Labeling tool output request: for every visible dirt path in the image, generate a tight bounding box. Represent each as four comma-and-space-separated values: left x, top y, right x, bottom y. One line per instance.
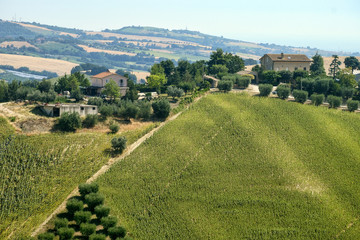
30, 94, 207, 237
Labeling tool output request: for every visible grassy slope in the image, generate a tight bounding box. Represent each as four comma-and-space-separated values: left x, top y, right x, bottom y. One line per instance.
0, 118, 157, 239
96, 94, 360, 239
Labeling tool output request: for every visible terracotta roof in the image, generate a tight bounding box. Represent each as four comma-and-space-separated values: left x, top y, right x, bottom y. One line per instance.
261, 54, 312, 62
92, 71, 117, 78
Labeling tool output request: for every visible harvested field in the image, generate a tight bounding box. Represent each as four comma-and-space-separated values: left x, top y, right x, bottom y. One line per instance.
323, 56, 360, 74
132, 71, 150, 81
0, 53, 77, 75
78, 44, 137, 56
0, 41, 38, 49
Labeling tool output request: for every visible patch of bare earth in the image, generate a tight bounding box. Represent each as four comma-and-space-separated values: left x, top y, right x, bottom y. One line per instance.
78, 44, 137, 56
0, 41, 38, 49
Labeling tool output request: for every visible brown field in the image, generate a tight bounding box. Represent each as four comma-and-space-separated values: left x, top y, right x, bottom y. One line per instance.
236, 52, 261, 60
323, 56, 360, 74
132, 71, 150, 81
227, 41, 270, 49
13, 22, 79, 38
0, 53, 77, 75
78, 44, 137, 56
0, 41, 38, 49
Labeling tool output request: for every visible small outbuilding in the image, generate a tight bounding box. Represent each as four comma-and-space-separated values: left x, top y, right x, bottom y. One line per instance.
41, 104, 98, 117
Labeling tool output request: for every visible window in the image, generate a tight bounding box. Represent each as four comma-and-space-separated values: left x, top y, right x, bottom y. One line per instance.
295, 67, 298, 70
93, 107, 96, 110
304, 67, 307, 71
120, 79, 123, 86
106, 79, 108, 83
81, 107, 84, 111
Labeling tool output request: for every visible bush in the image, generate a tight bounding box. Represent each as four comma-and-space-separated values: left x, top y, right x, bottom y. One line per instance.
57, 227, 75, 240
341, 87, 355, 101
89, 234, 106, 240
310, 94, 325, 106
108, 226, 127, 240
80, 223, 96, 237
123, 104, 139, 120
327, 95, 341, 108
152, 98, 171, 119
85, 193, 105, 211
83, 114, 98, 128
109, 123, 120, 134
101, 216, 118, 231
78, 183, 99, 198
56, 112, 82, 132
136, 101, 152, 120
111, 136, 127, 153
37, 232, 55, 240
276, 85, 290, 99
236, 77, 251, 89
313, 79, 329, 95
258, 84, 272, 97
217, 80, 233, 92
347, 100, 359, 112
54, 218, 68, 231
99, 104, 114, 118
94, 205, 110, 219
222, 75, 237, 83
293, 90, 308, 104
88, 97, 103, 107
74, 211, 92, 225
167, 86, 184, 99
66, 199, 83, 216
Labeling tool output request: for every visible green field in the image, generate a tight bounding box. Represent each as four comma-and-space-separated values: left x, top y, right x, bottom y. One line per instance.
96, 93, 360, 239
0, 119, 157, 239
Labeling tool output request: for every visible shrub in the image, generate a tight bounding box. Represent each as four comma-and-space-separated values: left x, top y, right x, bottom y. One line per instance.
54, 218, 68, 231
108, 226, 127, 240
222, 75, 237, 83
109, 123, 120, 134
83, 114, 98, 128
258, 84, 272, 97
167, 86, 184, 99
56, 112, 82, 132
66, 199, 83, 216
57, 227, 75, 240
99, 104, 114, 118
136, 101, 152, 120
217, 80, 233, 92
37, 232, 55, 240
341, 87, 355, 101
152, 98, 171, 119
80, 223, 96, 237
88, 97, 103, 107
347, 100, 359, 112
327, 95, 341, 108
313, 79, 329, 95
101, 216, 118, 231
236, 77, 251, 89
78, 183, 99, 198
276, 85, 290, 99
85, 193, 105, 211
311, 94, 325, 106
123, 104, 139, 120
95, 205, 110, 219
74, 211, 92, 225
293, 90, 308, 104
89, 234, 106, 240
111, 136, 127, 153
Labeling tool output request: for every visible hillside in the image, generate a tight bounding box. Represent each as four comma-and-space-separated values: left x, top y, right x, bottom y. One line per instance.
95, 93, 360, 239
1, 19, 358, 82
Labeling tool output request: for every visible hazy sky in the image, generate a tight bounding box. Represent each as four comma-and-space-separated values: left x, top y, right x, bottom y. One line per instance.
1, 0, 359, 52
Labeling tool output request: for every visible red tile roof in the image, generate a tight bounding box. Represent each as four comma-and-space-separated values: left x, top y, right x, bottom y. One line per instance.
92, 71, 117, 78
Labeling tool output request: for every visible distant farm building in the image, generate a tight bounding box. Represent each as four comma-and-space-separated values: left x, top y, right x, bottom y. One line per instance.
41, 104, 98, 117
88, 70, 128, 96
260, 53, 312, 71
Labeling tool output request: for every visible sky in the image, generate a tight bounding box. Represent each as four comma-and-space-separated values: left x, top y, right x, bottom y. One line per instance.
1, 0, 359, 53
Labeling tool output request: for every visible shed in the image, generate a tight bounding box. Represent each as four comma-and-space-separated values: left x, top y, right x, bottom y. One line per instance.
41, 104, 98, 117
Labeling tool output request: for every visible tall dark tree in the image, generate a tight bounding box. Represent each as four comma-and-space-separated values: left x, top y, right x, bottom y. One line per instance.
344, 56, 360, 74
329, 55, 341, 79
160, 59, 175, 78
310, 53, 326, 76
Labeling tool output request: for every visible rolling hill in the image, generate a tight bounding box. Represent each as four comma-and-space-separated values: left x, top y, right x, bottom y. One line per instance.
95, 93, 360, 239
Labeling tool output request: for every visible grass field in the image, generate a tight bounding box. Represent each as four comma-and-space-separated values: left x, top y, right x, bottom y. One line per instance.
0, 118, 157, 239
96, 93, 360, 239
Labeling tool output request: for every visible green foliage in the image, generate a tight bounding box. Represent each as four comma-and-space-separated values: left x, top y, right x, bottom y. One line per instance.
236, 76, 251, 89
0, 80, 9, 102
124, 80, 138, 101
94, 205, 110, 219
108, 226, 127, 240
136, 101, 152, 120
222, 75, 236, 83
327, 95, 341, 108
89, 234, 106, 240
208, 49, 244, 74
167, 86, 184, 99
103, 80, 120, 100
37, 232, 55, 240
276, 85, 290, 99
38, 79, 52, 93
293, 69, 309, 79
347, 100, 359, 112
338, 68, 357, 87
217, 80, 233, 92
329, 55, 341, 79
100, 216, 118, 231
78, 183, 99, 198
85, 193, 105, 211
313, 79, 329, 95
80, 223, 96, 237
83, 115, 98, 128
310, 53, 326, 76
178, 81, 196, 93
111, 136, 127, 153
293, 90, 308, 104
70, 88, 83, 102
341, 87, 355, 101
344, 56, 360, 73
260, 70, 280, 85
54, 218, 69, 231
57, 227, 74, 240
74, 211, 92, 225
310, 94, 325, 106
88, 97, 104, 107
66, 199, 83, 216
152, 98, 171, 119
258, 84, 272, 96
109, 123, 120, 134
278, 70, 293, 83
209, 64, 228, 79
56, 112, 82, 132
99, 104, 115, 118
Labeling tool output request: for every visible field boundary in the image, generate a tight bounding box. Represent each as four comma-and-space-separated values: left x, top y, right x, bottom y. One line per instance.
30, 93, 207, 237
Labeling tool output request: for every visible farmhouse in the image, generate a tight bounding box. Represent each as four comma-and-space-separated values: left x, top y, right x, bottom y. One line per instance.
41, 104, 98, 117
88, 70, 129, 96
260, 53, 312, 72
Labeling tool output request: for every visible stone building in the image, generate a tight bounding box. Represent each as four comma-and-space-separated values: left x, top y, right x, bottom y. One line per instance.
260, 53, 312, 72
88, 70, 128, 96
41, 104, 98, 117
